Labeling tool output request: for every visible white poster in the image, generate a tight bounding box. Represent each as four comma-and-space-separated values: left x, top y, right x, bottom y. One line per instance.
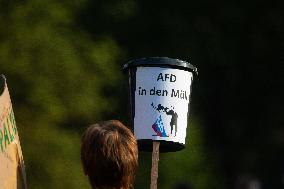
134, 67, 193, 144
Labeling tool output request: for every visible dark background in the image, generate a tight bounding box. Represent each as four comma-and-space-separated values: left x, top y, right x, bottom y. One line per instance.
0, 0, 283, 188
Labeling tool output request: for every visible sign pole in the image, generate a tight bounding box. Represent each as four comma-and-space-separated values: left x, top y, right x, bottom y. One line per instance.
150, 141, 160, 189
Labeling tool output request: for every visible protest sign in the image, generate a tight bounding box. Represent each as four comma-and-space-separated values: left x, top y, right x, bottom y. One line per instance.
0, 75, 27, 189
134, 67, 193, 144
124, 57, 198, 152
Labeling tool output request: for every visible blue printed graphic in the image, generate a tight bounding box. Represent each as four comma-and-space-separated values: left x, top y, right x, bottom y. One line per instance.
151, 102, 179, 137
152, 115, 168, 137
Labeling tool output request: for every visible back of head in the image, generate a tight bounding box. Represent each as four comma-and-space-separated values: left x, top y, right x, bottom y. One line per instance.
81, 120, 138, 189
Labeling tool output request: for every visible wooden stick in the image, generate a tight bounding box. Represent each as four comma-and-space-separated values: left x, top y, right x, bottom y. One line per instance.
150, 141, 160, 189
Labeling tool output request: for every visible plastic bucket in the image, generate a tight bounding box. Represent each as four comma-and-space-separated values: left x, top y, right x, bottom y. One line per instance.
123, 57, 198, 152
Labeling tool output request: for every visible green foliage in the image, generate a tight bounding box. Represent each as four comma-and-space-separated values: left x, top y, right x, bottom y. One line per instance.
21, 124, 89, 189
0, 0, 124, 188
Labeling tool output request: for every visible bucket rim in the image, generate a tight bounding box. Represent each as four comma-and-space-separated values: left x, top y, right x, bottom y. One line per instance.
123, 57, 198, 75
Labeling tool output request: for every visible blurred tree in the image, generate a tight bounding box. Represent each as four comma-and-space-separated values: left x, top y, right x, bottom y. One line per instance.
0, 0, 125, 188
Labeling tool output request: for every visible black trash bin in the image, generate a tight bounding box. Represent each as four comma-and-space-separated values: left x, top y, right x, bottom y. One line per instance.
123, 57, 198, 152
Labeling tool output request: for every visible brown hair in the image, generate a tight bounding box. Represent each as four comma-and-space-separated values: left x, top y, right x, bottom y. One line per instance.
81, 120, 138, 189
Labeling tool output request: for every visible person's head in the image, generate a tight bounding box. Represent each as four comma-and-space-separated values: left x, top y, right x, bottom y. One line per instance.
81, 120, 138, 189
